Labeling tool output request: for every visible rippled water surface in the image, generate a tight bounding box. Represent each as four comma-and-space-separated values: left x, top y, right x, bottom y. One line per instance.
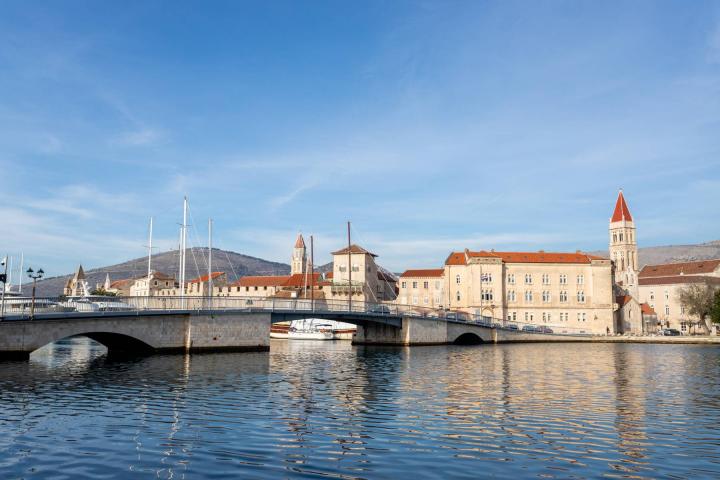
1, 339, 720, 479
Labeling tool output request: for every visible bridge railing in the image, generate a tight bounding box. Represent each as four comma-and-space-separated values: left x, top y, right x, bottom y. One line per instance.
0, 295, 597, 336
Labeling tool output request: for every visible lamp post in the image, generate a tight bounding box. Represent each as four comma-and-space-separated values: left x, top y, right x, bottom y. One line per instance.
27, 267, 44, 320
0, 256, 7, 319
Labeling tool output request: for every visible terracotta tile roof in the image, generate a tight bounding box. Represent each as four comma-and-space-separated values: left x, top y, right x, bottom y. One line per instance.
616, 295, 633, 307
188, 271, 225, 283
235, 275, 290, 287
445, 252, 467, 265
283, 272, 322, 288
150, 271, 175, 281
640, 303, 657, 315
611, 190, 633, 222
325, 271, 333, 280
466, 250, 600, 264
638, 275, 720, 286
109, 279, 134, 289
294, 234, 305, 248
400, 269, 445, 278
639, 259, 720, 278
331, 244, 378, 257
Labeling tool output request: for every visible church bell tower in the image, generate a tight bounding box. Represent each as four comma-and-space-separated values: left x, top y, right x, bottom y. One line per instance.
291, 234, 307, 275
609, 189, 638, 295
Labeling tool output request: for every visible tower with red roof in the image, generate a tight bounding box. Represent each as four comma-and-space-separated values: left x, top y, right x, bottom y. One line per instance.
291, 233, 307, 275
609, 189, 638, 294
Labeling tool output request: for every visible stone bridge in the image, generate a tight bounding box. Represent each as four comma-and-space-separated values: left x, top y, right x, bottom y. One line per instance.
0, 307, 592, 360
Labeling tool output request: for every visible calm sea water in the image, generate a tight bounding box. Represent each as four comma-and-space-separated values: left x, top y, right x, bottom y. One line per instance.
1, 338, 719, 479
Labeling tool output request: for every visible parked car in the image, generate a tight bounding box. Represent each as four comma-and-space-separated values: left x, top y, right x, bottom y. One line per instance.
662, 328, 681, 336
537, 326, 554, 334
504, 323, 519, 331
521, 325, 538, 333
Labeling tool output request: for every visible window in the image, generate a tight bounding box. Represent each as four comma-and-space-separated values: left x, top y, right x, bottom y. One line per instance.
665, 305, 670, 315
542, 312, 547, 323
434, 296, 441, 304
481, 273, 492, 283
525, 274, 533, 284
613, 233, 617, 243
577, 274, 584, 285
664, 290, 669, 300
559, 291, 568, 303
508, 273, 515, 285
582, 313, 586, 322
525, 290, 533, 302
577, 291, 585, 303
352, 264, 360, 272
542, 291, 550, 303
423, 281, 429, 289
412, 281, 418, 289
547, 312, 552, 322
508, 290, 516, 302
577, 312, 581, 322
339, 265, 347, 272
423, 296, 429, 305
481, 290, 493, 301
511, 312, 517, 321
542, 273, 550, 285
400, 296, 407, 304
559, 274, 567, 285
619, 233, 624, 242
650, 291, 655, 301
456, 275, 461, 284
525, 312, 529, 322
456, 291, 461, 301
412, 296, 418, 305
401, 281, 407, 289
681, 306, 686, 315
435, 281, 441, 290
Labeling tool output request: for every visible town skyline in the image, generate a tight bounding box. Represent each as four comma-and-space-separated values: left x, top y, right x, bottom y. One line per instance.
2, 1, 719, 274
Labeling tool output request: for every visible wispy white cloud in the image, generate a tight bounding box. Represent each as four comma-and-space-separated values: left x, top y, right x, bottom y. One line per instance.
111, 128, 164, 147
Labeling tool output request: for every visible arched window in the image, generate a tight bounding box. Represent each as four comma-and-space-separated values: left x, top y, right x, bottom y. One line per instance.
455, 274, 461, 284
456, 291, 461, 301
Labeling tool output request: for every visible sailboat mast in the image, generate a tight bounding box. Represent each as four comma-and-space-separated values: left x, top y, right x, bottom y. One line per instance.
18, 252, 23, 294
347, 221, 351, 312
147, 217, 153, 277
310, 235, 314, 312
180, 196, 187, 307
208, 218, 213, 298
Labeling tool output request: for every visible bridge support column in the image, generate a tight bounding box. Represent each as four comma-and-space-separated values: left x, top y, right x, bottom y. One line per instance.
353, 316, 448, 346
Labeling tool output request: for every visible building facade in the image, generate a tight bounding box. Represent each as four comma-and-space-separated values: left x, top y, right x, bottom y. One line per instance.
398, 269, 445, 310
329, 244, 397, 303
129, 271, 177, 297
400, 250, 614, 334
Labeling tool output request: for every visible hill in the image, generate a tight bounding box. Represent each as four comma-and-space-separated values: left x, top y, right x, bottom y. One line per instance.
32, 248, 290, 297
590, 240, 720, 267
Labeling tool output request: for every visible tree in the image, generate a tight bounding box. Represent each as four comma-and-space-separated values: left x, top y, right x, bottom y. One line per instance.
711, 289, 720, 325
90, 287, 116, 297
677, 284, 717, 334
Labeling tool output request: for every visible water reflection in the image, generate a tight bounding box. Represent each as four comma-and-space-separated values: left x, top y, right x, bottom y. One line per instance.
0, 338, 719, 478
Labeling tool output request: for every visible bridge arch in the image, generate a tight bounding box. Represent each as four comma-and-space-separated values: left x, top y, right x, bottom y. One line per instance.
33, 332, 156, 357
453, 332, 484, 345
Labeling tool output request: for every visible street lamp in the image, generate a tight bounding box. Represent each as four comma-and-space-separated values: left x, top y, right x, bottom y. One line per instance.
27, 267, 44, 320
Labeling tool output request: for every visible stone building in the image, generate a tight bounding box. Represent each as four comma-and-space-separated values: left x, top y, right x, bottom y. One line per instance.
399, 250, 614, 334
291, 234, 307, 275
328, 244, 397, 303
609, 190, 639, 297
129, 271, 177, 297
63, 265, 89, 297
397, 269, 445, 309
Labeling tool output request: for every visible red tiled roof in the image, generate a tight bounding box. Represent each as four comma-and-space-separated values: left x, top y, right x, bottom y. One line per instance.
284, 272, 322, 288
401, 269, 445, 278
235, 275, 290, 287
331, 244, 377, 257
110, 279, 133, 289
638, 275, 720, 286
188, 271, 225, 283
325, 271, 333, 279
294, 234, 305, 248
467, 250, 600, 264
150, 271, 175, 281
611, 190, 633, 222
640, 303, 656, 315
445, 252, 467, 265
639, 259, 720, 278
616, 295, 633, 307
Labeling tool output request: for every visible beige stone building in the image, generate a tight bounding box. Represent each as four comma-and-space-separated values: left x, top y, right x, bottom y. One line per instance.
63, 265, 89, 297
398, 269, 445, 310
637, 260, 720, 333
399, 250, 614, 334
129, 271, 176, 297
328, 244, 397, 304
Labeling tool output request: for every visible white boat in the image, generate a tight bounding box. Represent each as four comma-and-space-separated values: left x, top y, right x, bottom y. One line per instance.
285, 319, 334, 340
2, 297, 73, 315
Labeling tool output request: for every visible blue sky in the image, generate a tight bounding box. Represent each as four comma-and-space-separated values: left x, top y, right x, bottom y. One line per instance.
1, 0, 719, 276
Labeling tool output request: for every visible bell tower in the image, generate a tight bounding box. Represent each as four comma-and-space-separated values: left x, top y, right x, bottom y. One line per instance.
291, 234, 307, 275
609, 189, 638, 294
